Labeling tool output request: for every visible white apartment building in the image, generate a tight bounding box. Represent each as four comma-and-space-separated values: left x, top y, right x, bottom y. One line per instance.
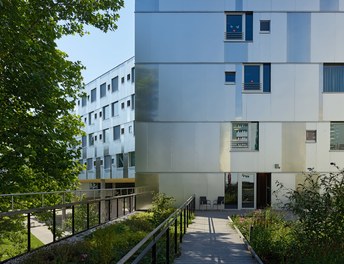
135, 1, 344, 209
75, 57, 135, 190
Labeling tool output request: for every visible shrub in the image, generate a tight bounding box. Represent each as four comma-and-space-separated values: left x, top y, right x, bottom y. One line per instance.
149, 193, 176, 226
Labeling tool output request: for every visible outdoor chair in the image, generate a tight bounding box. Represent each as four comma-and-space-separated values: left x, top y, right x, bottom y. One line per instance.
213, 196, 224, 209
199, 196, 211, 210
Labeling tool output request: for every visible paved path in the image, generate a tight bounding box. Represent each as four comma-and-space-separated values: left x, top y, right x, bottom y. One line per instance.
174, 211, 257, 264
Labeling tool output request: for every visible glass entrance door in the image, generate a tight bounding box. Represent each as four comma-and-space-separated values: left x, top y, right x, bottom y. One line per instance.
225, 173, 256, 209
241, 173, 255, 208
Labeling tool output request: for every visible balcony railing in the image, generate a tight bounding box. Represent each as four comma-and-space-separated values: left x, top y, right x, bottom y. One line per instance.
243, 82, 261, 91
225, 31, 243, 40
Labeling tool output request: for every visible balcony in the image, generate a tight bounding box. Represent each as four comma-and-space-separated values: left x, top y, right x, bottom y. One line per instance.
225, 32, 243, 40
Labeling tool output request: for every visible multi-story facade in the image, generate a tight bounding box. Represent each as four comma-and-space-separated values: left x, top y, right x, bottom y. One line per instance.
75, 57, 136, 190
135, 1, 344, 209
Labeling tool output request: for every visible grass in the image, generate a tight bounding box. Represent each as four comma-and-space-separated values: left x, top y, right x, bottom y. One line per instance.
30, 233, 44, 249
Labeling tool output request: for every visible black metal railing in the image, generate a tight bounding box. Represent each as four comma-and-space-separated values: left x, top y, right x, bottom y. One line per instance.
225, 31, 243, 40
118, 195, 196, 264
243, 82, 261, 91
0, 191, 144, 263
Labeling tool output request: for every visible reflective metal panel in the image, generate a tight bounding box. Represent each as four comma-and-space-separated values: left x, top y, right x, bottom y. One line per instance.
320, 0, 339, 11
287, 13, 310, 62
135, 65, 159, 122
282, 123, 306, 171
135, 173, 159, 210
159, 173, 224, 207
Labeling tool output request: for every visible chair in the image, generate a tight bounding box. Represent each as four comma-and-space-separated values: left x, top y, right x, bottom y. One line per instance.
199, 196, 211, 210
213, 196, 224, 209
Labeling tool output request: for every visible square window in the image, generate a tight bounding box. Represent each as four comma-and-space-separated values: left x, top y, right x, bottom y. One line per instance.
100, 82, 106, 98
99, 112, 102, 118
330, 122, 344, 150
77, 100, 80, 106
121, 128, 124, 134
306, 130, 317, 142
324, 64, 344, 92
112, 76, 118, 92
260, 20, 270, 33
99, 134, 102, 140
231, 122, 259, 151
108, 84, 111, 90
225, 72, 236, 83
94, 135, 97, 141
121, 77, 125, 83
84, 117, 87, 123
225, 12, 253, 41
127, 100, 131, 107
127, 74, 130, 81
91, 88, 97, 102
121, 102, 125, 109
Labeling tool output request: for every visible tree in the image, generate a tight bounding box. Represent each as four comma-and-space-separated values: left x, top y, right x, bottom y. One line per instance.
0, 0, 124, 210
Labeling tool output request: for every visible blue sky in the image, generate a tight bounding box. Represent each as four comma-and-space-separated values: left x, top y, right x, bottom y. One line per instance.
57, 1, 134, 84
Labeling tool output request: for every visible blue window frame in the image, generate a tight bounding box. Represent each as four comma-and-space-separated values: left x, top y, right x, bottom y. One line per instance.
226, 15, 242, 40
225, 72, 236, 83
324, 64, 344, 92
260, 20, 270, 32
243, 64, 271, 92
225, 12, 253, 41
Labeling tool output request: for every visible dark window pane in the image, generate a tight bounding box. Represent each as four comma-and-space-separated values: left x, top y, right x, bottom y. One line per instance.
260, 20, 270, 32
113, 126, 120, 140
225, 72, 236, 83
244, 65, 260, 90
263, 64, 271, 92
112, 76, 118, 92
131, 67, 135, 83
100, 82, 106, 98
82, 96, 87, 107
91, 88, 96, 102
226, 15, 243, 40
324, 64, 344, 92
245, 12, 253, 41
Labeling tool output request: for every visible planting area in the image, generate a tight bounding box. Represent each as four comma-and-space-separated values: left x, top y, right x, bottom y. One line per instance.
231, 170, 344, 264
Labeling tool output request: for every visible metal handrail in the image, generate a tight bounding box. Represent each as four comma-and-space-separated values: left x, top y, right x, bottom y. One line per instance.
118, 194, 196, 264
0, 190, 150, 263
225, 31, 243, 40
243, 82, 261, 90
0, 187, 149, 212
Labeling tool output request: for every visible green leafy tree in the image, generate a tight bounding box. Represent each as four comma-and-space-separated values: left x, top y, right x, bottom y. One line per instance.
0, 0, 124, 211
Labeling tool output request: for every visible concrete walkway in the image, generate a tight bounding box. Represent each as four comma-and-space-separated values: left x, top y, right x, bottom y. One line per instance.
174, 211, 257, 264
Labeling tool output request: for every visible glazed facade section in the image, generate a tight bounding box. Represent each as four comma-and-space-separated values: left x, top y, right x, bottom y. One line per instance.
75, 57, 135, 189
135, 0, 344, 208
